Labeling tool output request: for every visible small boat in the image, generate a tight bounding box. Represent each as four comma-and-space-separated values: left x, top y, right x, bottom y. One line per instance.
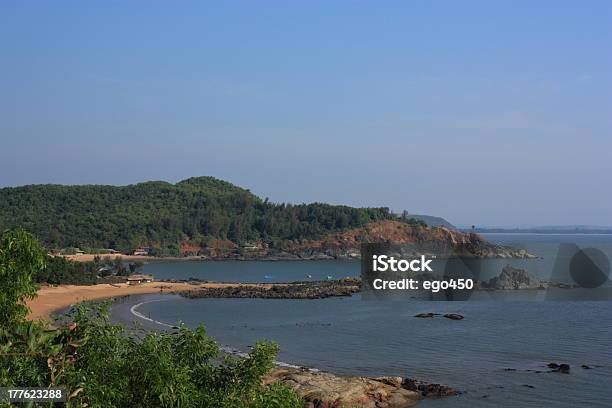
306, 274, 312, 279
326, 275, 333, 280
263, 275, 273, 280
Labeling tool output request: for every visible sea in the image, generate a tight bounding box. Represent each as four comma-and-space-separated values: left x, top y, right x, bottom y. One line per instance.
110, 234, 612, 407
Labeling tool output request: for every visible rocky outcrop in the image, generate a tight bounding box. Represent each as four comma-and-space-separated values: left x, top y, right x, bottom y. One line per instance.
265, 368, 459, 407
179, 278, 360, 300
482, 265, 543, 290
265, 368, 421, 407
190, 221, 536, 260
286, 221, 536, 260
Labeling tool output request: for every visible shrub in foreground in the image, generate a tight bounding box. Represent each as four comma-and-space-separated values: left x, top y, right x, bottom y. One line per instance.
0, 229, 302, 407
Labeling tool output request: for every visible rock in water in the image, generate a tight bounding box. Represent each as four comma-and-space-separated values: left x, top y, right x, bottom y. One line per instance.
414, 313, 437, 318
484, 265, 542, 290
443, 313, 464, 320
556, 364, 570, 374
547, 363, 570, 373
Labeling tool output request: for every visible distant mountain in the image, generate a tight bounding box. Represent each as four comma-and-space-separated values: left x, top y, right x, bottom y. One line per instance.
461, 225, 612, 234
403, 214, 456, 229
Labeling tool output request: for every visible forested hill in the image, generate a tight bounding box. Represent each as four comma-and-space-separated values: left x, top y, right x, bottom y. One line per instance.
0, 176, 396, 252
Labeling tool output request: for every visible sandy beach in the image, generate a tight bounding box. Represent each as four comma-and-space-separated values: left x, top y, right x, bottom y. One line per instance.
27, 281, 274, 322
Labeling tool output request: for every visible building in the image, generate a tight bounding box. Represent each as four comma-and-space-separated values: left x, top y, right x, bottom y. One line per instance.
241, 242, 259, 251
125, 274, 154, 285
132, 247, 152, 256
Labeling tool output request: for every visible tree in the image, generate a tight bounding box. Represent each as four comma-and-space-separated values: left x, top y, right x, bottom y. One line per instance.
0, 229, 45, 326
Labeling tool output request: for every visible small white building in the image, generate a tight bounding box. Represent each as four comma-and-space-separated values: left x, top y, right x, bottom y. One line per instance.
132, 247, 153, 256
125, 274, 154, 285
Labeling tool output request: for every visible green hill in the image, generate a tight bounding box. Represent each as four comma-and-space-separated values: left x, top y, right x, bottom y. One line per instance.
0, 177, 393, 253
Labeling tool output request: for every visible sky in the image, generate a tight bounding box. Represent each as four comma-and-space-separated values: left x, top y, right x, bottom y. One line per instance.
1, 1, 611, 227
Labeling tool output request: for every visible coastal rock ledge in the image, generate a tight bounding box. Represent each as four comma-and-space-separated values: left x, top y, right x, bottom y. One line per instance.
265, 367, 459, 407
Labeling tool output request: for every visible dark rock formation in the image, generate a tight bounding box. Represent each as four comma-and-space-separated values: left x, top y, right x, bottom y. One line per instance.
509, 363, 574, 375
483, 265, 543, 290
414, 313, 439, 318
443, 313, 464, 320
553, 364, 570, 374
400, 378, 461, 397
414, 313, 464, 320
179, 278, 360, 300
547, 363, 570, 373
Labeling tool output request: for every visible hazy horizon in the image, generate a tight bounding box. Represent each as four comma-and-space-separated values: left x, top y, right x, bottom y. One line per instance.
1, 2, 611, 226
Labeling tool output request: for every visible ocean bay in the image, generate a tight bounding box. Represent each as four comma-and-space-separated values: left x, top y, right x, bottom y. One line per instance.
110, 234, 612, 407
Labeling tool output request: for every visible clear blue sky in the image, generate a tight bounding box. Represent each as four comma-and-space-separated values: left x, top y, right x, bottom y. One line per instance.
1, 1, 611, 226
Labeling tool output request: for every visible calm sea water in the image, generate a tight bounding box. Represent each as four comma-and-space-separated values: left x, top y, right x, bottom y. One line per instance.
111, 234, 612, 407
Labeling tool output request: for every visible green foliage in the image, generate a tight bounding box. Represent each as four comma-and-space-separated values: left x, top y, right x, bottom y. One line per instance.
0, 177, 393, 251
0, 229, 45, 326
2, 304, 300, 407
36, 256, 97, 285
37, 255, 142, 285
0, 230, 302, 407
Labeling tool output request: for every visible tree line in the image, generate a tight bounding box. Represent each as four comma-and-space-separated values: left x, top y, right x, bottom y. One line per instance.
38, 256, 144, 285
0, 176, 403, 253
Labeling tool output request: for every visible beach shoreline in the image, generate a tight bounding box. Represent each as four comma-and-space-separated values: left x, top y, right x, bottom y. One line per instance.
26, 281, 276, 322
27, 282, 456, 407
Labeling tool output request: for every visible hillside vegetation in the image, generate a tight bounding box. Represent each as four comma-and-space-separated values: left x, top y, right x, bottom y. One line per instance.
0, 177, 397, 253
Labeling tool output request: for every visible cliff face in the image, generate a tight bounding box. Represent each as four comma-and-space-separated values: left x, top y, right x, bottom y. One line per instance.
193, 220, 534, 260
284, 220, 533, 259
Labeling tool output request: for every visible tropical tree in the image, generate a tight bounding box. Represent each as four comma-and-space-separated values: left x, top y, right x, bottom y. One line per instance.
0, 229, 45, 326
